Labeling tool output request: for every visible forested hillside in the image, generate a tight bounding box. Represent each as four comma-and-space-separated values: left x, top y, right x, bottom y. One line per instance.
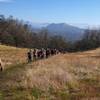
0, 15, 68, 50
0, 15, 100, 52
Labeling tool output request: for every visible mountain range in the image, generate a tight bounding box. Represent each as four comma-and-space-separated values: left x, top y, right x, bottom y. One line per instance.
32, 23, 85, 41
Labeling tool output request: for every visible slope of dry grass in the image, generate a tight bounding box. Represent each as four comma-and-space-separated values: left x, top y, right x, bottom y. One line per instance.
0, 45, 28, 69
0, 45, 100, 100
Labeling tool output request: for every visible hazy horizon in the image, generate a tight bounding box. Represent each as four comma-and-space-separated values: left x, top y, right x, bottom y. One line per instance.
0, 0, 100, 28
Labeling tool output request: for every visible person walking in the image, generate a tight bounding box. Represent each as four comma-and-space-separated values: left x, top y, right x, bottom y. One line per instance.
0, 58, 3, 71
27, 49, 33, 63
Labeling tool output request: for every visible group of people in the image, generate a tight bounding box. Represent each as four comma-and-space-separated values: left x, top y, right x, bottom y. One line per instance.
27, 48, 59, 62
0, 48, 60, 72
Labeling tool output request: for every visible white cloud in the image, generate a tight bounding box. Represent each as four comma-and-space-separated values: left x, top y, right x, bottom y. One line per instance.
0, 0, 13, 3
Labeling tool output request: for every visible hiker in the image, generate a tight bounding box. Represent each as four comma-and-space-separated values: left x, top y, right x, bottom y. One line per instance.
40, 49, 43, 59
42, 48, 46, 58
36, 48, 44, 59
56, 49, 59, 54
46, 48, 51, 58
35, 49, 39, 59
27, 49, 33, 62
0, 58, 4, 71
33, 49, 37, 60
37, 49, 42, 59
51, 49, 55, 55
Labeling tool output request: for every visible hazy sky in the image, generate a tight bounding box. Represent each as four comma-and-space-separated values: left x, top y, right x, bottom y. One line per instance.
0, 0, 100, 27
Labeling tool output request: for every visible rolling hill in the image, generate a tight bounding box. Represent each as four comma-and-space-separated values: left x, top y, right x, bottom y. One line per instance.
0, 45, 100, 100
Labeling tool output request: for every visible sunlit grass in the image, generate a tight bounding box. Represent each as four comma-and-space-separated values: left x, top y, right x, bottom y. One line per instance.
0, 44, 100, 99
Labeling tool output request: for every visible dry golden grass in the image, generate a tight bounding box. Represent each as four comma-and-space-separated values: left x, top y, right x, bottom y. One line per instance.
0, 45, 28, 69
0, 44, 100, 100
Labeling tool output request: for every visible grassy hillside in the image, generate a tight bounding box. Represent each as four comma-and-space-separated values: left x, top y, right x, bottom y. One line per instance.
0, 45, 28, 69
0, 45, 100, 100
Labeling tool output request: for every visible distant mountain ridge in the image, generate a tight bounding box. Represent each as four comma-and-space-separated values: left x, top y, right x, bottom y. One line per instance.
31, 23, 85, 41
46, 23, 84, 41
